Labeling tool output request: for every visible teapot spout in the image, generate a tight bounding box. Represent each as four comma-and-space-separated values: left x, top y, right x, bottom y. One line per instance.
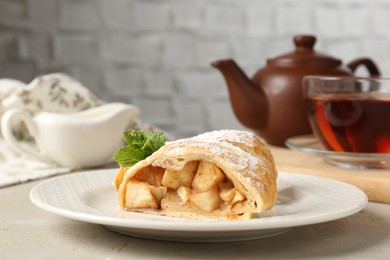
211, 59, 268, 130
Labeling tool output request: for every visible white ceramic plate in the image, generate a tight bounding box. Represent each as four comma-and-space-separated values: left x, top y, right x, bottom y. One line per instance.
30, 169, 367, 242
286, 135, 390, 169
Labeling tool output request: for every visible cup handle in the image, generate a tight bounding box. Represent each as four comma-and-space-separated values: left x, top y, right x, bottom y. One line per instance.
346, 58, 381, 76
1, 109, 53, 163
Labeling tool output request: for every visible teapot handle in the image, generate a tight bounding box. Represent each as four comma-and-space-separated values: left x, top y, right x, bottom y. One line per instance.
1, 109, 53, 164
346, 58, 381, 76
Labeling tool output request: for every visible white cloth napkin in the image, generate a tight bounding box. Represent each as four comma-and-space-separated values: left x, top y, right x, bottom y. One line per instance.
0, 138, 72, 187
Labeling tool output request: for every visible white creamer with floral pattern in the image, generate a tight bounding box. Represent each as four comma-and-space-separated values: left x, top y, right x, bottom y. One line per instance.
1, 73, 101, 114
1, 103, 140, 169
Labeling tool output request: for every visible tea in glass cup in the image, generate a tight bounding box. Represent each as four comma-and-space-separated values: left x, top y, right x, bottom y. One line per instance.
304, 76, 390, 154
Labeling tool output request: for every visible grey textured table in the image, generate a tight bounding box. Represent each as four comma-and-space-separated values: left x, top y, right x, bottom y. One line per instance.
1, 177, 390, 259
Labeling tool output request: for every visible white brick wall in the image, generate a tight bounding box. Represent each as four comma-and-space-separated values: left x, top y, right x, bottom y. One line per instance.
1, 0, 390, 139
0, 32, 16, 61
372, 4, 390, 34
204, 4, 244, 32
133, 2, 171, 30
163, 34, 195, 69
276, 1, 314, 34
55, 34, 98, 64
172, 1, 202, 29
59, 0, 100, 31
98, 0, 132, 30
246, 2, 274, 36
143, 70, 174, 97
105, 65, 142, 96
343, 4, 370, 35
315, 3, 343, 37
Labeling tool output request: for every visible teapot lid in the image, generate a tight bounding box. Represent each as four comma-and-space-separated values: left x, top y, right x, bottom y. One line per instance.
267, 35, 342, 66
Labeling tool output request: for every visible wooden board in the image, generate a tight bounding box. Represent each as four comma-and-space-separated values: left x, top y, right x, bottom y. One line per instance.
269, 146, 390, 204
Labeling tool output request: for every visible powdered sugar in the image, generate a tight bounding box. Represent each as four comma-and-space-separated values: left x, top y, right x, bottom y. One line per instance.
192, 129, 258, 148
163, 130, 274, 193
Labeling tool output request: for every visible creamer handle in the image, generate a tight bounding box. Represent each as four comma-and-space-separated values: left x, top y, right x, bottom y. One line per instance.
347, 58, 381, 76
1, 109, 52, 163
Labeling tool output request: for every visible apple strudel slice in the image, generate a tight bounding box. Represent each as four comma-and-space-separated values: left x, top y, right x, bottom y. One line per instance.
114, 130, 277, 220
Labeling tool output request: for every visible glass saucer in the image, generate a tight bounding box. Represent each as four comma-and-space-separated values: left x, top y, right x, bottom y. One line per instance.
285, 135, 390, 170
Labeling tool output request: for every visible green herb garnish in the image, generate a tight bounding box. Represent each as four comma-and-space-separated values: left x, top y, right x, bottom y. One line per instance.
114, 130, 165, 167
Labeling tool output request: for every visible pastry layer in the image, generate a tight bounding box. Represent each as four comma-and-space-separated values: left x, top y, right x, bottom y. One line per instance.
115, 130, 277, 220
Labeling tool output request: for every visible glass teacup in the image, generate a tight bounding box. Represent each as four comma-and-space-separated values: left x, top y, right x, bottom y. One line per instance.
304, 76, 390, 154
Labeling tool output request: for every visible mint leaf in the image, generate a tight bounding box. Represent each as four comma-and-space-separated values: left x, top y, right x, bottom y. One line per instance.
142, 131, 165, 156
123, 130, 146, 148
114, 130, 165, 167
114, 146, 146, 167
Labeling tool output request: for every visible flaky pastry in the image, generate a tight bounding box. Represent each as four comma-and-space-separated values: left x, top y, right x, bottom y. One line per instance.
114, 130, 277, 220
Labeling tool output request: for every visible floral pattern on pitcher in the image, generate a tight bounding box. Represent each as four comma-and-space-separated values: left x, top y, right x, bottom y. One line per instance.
0, 73, 103, 140
1, 73, 102, 115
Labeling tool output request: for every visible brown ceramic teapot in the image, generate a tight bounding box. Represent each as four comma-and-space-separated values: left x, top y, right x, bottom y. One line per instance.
211, 35, 380, 147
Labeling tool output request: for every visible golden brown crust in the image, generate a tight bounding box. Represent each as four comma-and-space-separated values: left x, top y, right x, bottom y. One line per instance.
115, 130, 277, 220
114, 167, 126, 189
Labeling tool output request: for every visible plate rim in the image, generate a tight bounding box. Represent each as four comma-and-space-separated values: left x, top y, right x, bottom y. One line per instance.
29, 169, 368, 232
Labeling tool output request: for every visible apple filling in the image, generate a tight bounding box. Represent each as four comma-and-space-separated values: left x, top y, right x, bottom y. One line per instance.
124, 161, 249, 218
